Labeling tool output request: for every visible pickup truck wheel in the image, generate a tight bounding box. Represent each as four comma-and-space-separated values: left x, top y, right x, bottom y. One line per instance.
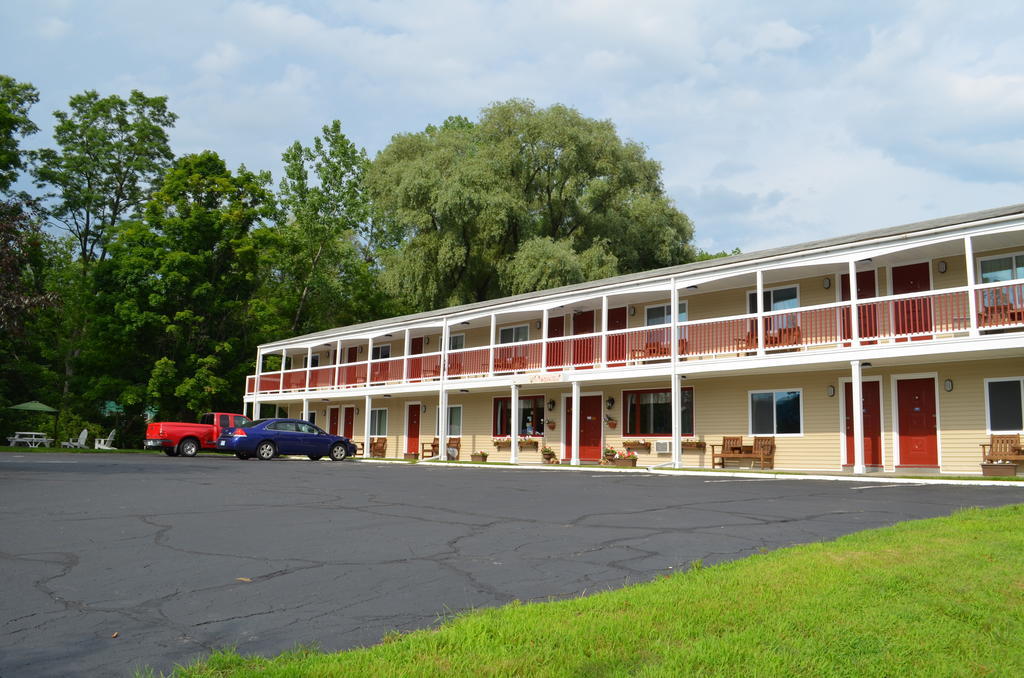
164, 449, 179, 457
256, 441, 276, 461
307, 454, 323, 461
329, 443, 347, 461
178, 438, 200, 458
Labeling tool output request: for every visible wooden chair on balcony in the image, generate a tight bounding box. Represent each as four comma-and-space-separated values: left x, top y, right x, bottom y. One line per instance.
421, 437, 440, 458
980, 434, 1024, 463
369, 437, 387, 458
445, 437, 461, 460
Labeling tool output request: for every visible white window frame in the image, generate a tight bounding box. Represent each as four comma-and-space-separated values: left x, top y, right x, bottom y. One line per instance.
984, 377, 1024, 433
369, 408, 388, 436
448, 333, 465, 350
747, 285, 800, 313
644, 301, 688, 326
499, 324, 529, 344
434, 404, 463, 436
371, 343, 392, 360
308, 354, 320, 368
748, 388, 804, 436
977, 251, 1024, 283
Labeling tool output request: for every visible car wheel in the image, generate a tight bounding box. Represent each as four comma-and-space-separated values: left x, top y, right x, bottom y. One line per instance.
234, 450, 249, 460
164, 449, 179, 457
178, 438, 199, 458
256, 441, 276, 461
329, 443, 347, 461
308, 454, 323, 461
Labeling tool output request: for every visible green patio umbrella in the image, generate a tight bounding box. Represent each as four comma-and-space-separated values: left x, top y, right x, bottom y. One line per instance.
8, 401, 59, 444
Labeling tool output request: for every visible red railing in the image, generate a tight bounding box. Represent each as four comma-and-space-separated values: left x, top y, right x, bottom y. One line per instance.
281, 369, 307, 390
606, 326, 671, 364
245, 375, 256, 395
308, 366, 335, 389
339, 363, 367, 387
493, 341, 542, 372
546, 335, 601, 369
680, 316, 755, 357
977, 282, 1024, 329
370, 357, 404, 383
764, 305, 840, 349
258, 373, 282, 392
407, 352, 443, 381
447, 347, 490, 377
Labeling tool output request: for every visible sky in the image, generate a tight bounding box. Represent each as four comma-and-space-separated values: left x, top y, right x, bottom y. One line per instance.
2, 0, 1023, 253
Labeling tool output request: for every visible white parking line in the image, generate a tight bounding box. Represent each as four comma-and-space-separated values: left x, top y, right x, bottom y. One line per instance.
704, 478, 776, 483
849, 483, 926, 489
0, 459, 77, 464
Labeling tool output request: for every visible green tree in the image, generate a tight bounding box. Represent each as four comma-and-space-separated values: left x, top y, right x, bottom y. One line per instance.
259, 120, 392, 336
367, 99, 695, 309
32, 89, 177, 266
91, 151, 274, 423
0, 75, 39, 195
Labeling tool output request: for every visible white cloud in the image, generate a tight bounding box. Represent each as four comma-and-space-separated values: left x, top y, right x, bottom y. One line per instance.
195, 42, 244, 75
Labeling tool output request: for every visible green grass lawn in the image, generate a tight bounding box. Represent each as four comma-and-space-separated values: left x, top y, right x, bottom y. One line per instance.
157, 503, 1024, 678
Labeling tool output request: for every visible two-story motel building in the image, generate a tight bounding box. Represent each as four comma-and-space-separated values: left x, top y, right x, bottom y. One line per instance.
243, 204, 1024, 474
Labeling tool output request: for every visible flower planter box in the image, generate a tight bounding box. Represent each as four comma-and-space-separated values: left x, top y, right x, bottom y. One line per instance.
680, 441, 706, 451
471, 453, 488, 463
622, 441, 651, 450
403, 453, 419, 461
542, 453, 559, 465
613, 458, 638, 468
981, 462, 1017, 477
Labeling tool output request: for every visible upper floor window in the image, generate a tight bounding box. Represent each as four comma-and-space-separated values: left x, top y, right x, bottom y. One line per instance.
448, 333, 465, 350
979, 253, 1024, 283
748, 286, 799, 313
645, 302, 688, 326
371, 344, 391, 360
499, 325, 529, 344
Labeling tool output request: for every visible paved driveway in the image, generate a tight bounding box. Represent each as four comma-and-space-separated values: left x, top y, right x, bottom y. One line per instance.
1, 452, 1021, 677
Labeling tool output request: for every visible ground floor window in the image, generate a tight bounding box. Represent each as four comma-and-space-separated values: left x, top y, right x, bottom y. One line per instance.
493, 396, 544, 436
987, 378, 1024, 432
435, 405, 463, 436
369, 408, 388, 436
750, 390, 802, 435
623, 387, 694, 436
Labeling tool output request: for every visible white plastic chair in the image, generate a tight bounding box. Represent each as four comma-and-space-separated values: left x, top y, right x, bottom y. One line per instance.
94, 429, 117, 449
61, 429, 88, 449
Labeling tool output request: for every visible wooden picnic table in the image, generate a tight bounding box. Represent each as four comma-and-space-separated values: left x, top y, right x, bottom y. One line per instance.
7, 432, 54, 448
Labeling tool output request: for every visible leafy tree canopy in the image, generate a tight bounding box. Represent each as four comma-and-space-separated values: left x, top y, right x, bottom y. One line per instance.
368, 99, 695, 309
0, 75, 39, 195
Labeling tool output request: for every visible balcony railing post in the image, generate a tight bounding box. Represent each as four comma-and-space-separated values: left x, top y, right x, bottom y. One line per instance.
600, 295, 608, 368
305, 347, 312, 391
755, 270, 765, 356
964, 236, 979, 336
489, 314, 496, 376
541, 308, 548, 370
847, 260, 861, 345
254, 347, 263, 396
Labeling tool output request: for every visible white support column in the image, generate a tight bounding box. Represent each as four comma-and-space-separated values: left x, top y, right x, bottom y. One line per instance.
965, 236, 978, 336
847, 260, 860, 345
570, 380, 581, 466
305, 347, 312, 390
253, 348, 263, 418
366, 337, 374, 385
510, 383, 520, 464
670, 374, 682, 469
541, 308, 549, 369
600, 295, 609, 367
335, 339, 342, 387
755, 270, 765, 356
302, 397, 309, 422
363, 394, 372, 458
489, 314, 496, 376
851, 360, 866, 474
670, 278, 679, 364
439, 318, 450, 458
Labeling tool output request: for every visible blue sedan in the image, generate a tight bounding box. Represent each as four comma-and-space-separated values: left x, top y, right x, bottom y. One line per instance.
217, 418, 357, 461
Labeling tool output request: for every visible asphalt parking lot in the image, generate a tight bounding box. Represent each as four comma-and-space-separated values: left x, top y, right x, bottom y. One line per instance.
1, 452, 1021, 677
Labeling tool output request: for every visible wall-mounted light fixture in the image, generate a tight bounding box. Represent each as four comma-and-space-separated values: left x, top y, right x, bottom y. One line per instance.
358, 345, 364, 354
686, 285, 699, 290
944, 378, 954, 392
937, 260, 948, 274
383, 394, 392, 398
459, 388, 469, 393
628, 306, 636, 316
460, 321, 470, 326
605, 397, 615, 410
424, 336, 430, 345
383, 333, 393, 338
355, 407, 359, 415
547, 399, 556, 411
823, 277, 832, 289
535, 320, 542, 329
826, 385, 836, 397
421, 404, 427, 413
861, 362, 872, 368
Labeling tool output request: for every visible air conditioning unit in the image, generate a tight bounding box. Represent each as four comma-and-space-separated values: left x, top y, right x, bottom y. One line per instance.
654, 440, 672, 454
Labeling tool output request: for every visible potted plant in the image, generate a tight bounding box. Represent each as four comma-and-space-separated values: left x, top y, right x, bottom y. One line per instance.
602, 446, 617, 462
541, 446, 558, 464
981, 460, 1018, 476
613, 449, 639, 468
471, 450, 489, 463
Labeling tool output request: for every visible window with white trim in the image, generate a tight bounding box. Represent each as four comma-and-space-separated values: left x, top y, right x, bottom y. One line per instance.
747, 286, 799, 313
499, 325, 529, 344
623, 387, 694, 436
369, 408, 388, 436
371, 344, 391, 360
645, 302, 688, 326
435, 405, 463, 436
448, 334, 465, 350
979, 253, 1024, 283
987, 378, 1023, 432
750, 390, 802, 435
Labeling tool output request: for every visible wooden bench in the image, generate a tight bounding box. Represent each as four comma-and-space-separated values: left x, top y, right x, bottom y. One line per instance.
981, 434, 1024, 463
421, 437, 440, 458
369, 437, 387, 458
711, 436, 775, 469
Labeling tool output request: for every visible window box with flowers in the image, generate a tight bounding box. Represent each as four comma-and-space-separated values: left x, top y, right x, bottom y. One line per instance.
471, 450, 489, 463
621, 439, 652, 450
493, 436, 542, 448
614, 449, 638, 468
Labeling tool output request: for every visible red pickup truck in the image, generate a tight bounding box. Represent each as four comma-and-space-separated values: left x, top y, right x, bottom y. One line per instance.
144, 412, 252, 457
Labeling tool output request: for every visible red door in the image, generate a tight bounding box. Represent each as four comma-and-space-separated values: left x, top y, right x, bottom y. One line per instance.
343, 407, 354, 438
328, 407, 340, 435
840, 271, 878, 343
844, 382, 882, 468
565, 395, 602, 462
897, 378, 937, 467
607, 307, 628, 366
406, 404, 420, 455
547, 316, 565, 371
409, 337, 424, 381
892, 262, 932, 341
572, 311, 596, 368
343, 346, 362, 386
